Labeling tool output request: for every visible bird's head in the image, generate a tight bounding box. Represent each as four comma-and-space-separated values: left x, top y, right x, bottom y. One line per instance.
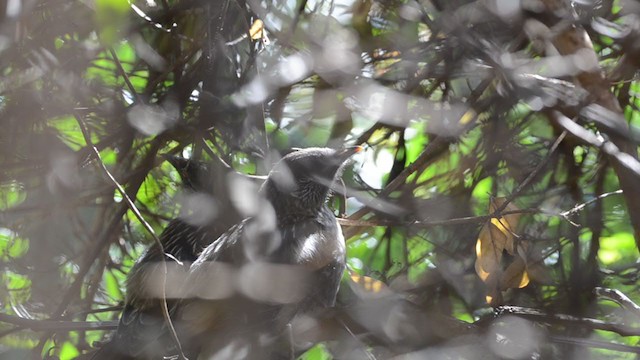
164, 155, 213, 192
263, 146, 362, 219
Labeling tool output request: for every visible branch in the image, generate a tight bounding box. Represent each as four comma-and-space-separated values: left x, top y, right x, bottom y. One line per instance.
551, 335, 640, 354
109, 48, 142, 104
494, 131, 567, 214
495, 306, 640, 337
343, 136, 453, 239
553, 112, 640, 176
560, 190, 624, 217
340, 208, 564, 229
595, 287, 640, 321
0, 313, 117, 332
75, 115, 187, 360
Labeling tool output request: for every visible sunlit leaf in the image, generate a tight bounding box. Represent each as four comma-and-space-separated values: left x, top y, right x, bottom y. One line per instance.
249, 19, 265, 40
0, 182, 26, 211
59, 341, 80, 360
299, 343, 332, 360
104, 270, 124, 301
349, 272, 391, 298
500, 257, 529, 290
476, 222, 508, 274
599, 232, 639, 265
95, 0, 130, 44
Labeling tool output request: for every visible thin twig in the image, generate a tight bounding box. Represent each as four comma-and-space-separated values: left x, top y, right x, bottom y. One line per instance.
553, 112, 640, 176
494, 131, 567, 214
560, 190, 624, 217
595, 287, 640, 321
339, 191, 625, 242
343, 136, 453, 239
495, 305, 640, 337
75, 115, 187, 360
340, 209, 549, 229
109, 48, 142, 104
337, 319, 377, 360
550, 335, 640, 354
0, 313, 117, 331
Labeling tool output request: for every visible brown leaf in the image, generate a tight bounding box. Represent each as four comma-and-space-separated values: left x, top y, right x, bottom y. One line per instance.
474, 256, 490, 282
489, 197, 521, 255
500, 256, 530, 290
526, 262, 553, 285
349, 272, 392, 297
485, 271, 503, 306
249, 19, 264, 40
489, 197, 522, 231
476, 222, 508, 275
476, 198, 529, 306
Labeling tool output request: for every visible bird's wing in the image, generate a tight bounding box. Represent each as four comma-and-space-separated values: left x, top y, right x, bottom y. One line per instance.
93, 218, 229, 359
169, 220, 250, 354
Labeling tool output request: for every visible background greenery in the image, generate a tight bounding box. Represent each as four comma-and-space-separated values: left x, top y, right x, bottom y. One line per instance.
1, 0, 640, 358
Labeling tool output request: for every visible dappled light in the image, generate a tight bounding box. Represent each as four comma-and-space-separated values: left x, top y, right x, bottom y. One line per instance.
0, 0, 640, 359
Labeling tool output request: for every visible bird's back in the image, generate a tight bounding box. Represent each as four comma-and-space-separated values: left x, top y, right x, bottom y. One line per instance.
176, 206, 346, 359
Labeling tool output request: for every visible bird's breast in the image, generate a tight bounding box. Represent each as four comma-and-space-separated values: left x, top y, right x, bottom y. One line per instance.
292, 219, 345, 270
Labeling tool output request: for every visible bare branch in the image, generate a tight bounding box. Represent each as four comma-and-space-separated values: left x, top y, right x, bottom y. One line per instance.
75, 115, 187, 360
0, 313, 117, 332
495, 306, 640, 337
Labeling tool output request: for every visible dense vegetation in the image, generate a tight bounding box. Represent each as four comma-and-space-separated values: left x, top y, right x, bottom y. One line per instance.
1, 0, 640, 358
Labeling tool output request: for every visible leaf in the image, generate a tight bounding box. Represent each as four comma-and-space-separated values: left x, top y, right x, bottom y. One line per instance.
476, 198, 529, 305
485, 271, 502, 306
490, 218, 515, 255
489, 197, 521, 255
474, 256, 490, 282
0, 230, 29, 260
95, 0, 130, 44
489, 198, 521, 226
526, 262, 553, 285
476, 222, 508, 274
349, 272, 391, 297
249, 19, 265, 40
598, 232, 639, 265
104, 271, 124, 301
299, 343, 332, 360
500, 257, 529, 290
59, 341, 80, 360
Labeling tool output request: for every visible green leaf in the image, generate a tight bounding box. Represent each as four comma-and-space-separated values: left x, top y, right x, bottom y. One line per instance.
298, 343, 332, 360
49, 116, 87, 151
95, 0, 130, 45
599, 232, 639, 265
472, 177, 493, 210
0, 182, 26, 211
0, 229, 29, 260
59, 341, 80, 360
103, 270, 124, 301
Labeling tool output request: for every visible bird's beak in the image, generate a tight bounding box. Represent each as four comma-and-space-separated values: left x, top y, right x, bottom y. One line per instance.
336, 145, 364, 161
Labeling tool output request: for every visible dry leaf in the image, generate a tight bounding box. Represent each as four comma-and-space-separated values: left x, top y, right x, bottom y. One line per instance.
349, 272, 391, 298
500, 257, 529, 290
474, 256, 490, 282
249, 19, 264, 40
475, 197, 536, 306
526, 262, 553, 285
489, 198, 521, 231
476, 222, 508, 274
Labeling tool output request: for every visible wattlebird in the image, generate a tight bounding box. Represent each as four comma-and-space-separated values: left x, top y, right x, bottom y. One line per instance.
171, 146, 362, 359
88, 156, 241, 359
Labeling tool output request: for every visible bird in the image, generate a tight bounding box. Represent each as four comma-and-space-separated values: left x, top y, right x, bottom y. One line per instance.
87, 155, 242, 359
170, 146, 362, 359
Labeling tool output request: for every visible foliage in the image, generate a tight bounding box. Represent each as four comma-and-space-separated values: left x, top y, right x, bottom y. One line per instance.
0, 0, 639, 359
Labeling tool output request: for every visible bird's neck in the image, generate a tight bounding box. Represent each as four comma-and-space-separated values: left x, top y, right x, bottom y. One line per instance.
263, 180, 330, 224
